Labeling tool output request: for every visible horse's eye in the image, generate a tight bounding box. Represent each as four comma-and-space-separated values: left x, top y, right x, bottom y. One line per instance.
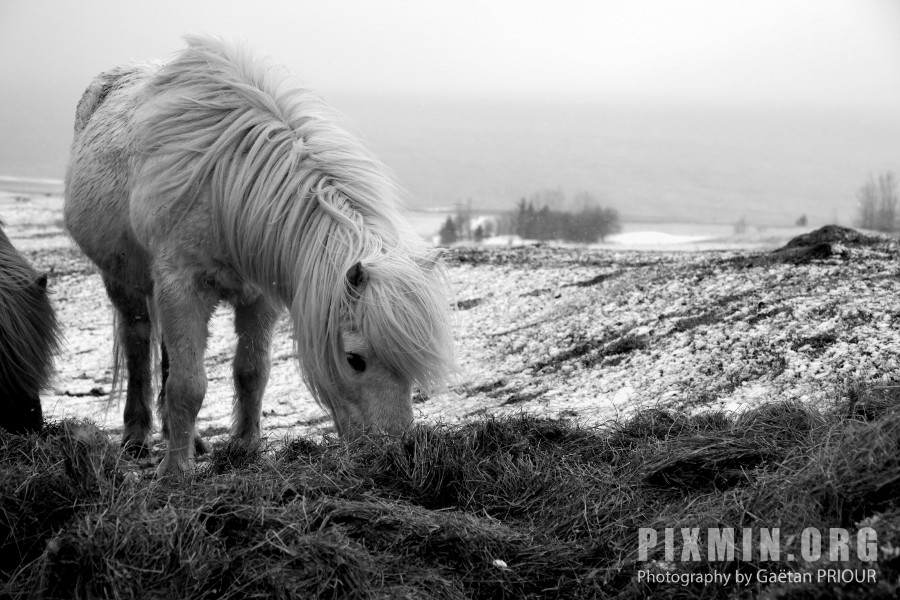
346, 353, 366, 373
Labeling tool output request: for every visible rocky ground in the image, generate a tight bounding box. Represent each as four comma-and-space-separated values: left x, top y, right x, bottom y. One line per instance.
5, 195, 900, 454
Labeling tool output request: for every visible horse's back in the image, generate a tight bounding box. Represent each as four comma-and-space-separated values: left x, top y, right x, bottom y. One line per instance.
64, 63, 159, 291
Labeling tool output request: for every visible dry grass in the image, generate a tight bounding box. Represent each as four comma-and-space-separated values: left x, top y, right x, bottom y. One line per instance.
2, 389, 900, 599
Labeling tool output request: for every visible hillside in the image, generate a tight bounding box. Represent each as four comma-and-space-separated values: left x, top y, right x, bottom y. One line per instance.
444, 226, 900, 425
3, 195, 900, 444
3, 196, 900, 597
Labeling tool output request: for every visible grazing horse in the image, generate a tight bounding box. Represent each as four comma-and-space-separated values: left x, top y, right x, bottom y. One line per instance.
64, 35, 455, 475
0, 222, 60, 433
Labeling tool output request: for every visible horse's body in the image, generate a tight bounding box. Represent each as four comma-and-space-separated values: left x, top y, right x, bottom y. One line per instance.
64, 36, 455, 475
0, 222, 60, 433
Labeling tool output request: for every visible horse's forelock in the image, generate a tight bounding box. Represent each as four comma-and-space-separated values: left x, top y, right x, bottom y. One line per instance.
288, 204, 370, 412
356, 252, 457, 394
291, 224, 456, 413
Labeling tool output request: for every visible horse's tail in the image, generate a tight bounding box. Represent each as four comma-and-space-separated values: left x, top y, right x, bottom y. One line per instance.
73, 66, 139, 135
147, 296, 162, 405
108, 297, 161, 403
109, 309, 126, 400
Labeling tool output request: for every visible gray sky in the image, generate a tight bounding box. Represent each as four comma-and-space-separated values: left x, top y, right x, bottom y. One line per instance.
2, 0, 899, 110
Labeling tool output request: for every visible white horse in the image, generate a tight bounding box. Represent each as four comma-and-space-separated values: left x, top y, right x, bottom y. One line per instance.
64, 35, 455, 475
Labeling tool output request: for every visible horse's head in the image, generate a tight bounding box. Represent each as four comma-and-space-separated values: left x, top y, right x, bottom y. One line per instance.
319, 255, 454, 438
332, 322, 414, 437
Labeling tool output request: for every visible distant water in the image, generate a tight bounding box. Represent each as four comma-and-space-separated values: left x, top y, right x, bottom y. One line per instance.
2, 86, 898, 227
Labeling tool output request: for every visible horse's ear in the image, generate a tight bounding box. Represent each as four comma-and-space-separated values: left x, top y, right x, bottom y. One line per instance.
346, 262, 367, 295
34, 273, 48, 290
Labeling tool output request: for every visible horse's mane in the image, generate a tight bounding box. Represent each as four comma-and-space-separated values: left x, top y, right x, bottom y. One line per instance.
131, 35, 455, 409
0, 225, 60, 391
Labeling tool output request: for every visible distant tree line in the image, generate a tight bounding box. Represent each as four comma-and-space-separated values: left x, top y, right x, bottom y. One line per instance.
510, 196, 620, 243
438, 200, 489, 245
856, 171, 899, 233
439, 189, 620, 245
508, 189, 620, 243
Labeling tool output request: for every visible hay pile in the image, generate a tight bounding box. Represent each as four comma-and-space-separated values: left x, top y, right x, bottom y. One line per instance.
2, 391, 900, 598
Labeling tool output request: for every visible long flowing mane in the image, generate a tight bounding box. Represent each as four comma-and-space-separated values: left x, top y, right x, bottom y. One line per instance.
130, 35, 455, 410
0, 222, 60, 394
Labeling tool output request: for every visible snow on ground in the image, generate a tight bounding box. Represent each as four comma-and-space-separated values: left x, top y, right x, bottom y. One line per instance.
606, 231, 711, 245
5, 195, 899, 450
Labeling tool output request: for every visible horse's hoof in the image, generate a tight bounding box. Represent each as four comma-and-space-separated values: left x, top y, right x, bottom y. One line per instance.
194, 435, 212, 456
155, 455, 192, 478
122, 437, 151, 458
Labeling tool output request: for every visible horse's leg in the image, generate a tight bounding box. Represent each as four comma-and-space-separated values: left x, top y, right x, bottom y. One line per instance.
157, 340, 211, 455
232, 297, 279, 446
102, 276, 153, 456
157, 340, 168, 433
153, 273, 217, 476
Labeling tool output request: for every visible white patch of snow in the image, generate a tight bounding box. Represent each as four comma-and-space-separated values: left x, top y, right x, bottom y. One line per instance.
608, 231, 712, 246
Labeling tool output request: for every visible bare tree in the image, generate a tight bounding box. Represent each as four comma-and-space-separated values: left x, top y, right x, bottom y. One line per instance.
453, 199, 473, 241
438, 216, 457, 245
529, 187, 566, 211
879, 171, 898, 232
573, 190, 598, 211
856, 171, 898, 232
857, 175, 878, 230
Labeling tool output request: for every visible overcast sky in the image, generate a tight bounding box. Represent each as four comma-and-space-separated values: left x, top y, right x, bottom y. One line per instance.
1, 0, 899, 110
